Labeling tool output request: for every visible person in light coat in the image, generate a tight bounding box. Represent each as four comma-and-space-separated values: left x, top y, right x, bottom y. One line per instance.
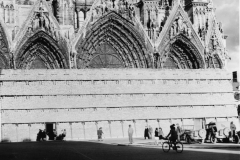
128, 125, 134, 144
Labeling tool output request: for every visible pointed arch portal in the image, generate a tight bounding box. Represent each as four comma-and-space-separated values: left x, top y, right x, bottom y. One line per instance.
76, 11, 150, 69
163, 35, 204, 69
15, 31, 69, 69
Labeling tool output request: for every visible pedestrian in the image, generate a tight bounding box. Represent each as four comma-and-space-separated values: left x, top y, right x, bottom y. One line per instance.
144, 126, 149, 139
154, 128, 159, 145
36, 129, 42, 141
62, 129, 67, 141
42, 129, 47, 141
148, 126, 153, 139
176, 123, 182, 142
97, 127, 104, 141
158, 127, 164, 145
128, 125, 134, 144
230, 121, 236, 140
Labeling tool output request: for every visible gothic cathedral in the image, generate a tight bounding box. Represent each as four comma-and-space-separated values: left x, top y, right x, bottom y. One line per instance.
0, 0, 237, 142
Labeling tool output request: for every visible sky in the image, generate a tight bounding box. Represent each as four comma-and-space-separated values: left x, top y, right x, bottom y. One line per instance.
213, 0, 239, 72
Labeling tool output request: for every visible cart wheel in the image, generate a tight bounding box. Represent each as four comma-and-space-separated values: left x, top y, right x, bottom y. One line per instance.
162, 142, 170, 152
210, 136, 217, 144
176, 142, 183, 153
234, 135, 240, 144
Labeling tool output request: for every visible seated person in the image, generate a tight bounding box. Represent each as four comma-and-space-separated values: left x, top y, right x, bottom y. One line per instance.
166, 124, 178, 149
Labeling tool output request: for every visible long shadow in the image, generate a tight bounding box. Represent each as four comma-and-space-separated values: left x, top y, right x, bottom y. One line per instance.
0, 141, 239, 160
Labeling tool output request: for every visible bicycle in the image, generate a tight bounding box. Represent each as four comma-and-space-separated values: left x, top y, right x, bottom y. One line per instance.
162, 138, 183, 153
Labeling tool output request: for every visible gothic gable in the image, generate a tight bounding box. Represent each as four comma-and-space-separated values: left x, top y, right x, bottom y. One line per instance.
13, 0, 69, 69
72, 0, 155, 69
204, 19, 226, 69
15, 31, 69, 69
73, 7, 151, 69
155, 3, 205, 69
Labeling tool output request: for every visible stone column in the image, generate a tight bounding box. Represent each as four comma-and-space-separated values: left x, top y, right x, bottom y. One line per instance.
133, 120, 137, 137
121, 121, 124, 137
157, 119, 160, 128
69, 123, 73, 140
82, 122, 86, 139
28, 124, 31, 141
16, 124, 18, 142
108, 121, 112, 138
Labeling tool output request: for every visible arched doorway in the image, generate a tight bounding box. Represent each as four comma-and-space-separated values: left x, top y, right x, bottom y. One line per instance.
15, 31, 69, 69
76, 11, 150, 69
162, 35, 204, 69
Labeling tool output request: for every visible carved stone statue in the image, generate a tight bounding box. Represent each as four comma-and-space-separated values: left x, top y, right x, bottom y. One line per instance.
39, 14, 45, 28
187, 26, 192, 38
177, 16, 183, 32
173, 21, 177, 35
43, 14, 50, 32
211, 34, 218, 50
27, 27, 33, 35
50, 22, 54, 34
32, 15, 40, 30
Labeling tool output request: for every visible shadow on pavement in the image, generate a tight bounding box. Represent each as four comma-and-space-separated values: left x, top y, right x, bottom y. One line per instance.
0, 141, 239, 160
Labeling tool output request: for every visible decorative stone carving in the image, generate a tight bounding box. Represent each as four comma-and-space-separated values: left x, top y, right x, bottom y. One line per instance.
91, 0, 136, 23
211, 34, 218, 50
153, 48, 160, 69
170, 16, 190, 39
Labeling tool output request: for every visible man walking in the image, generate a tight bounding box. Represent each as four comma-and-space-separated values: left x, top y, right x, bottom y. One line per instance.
128, 125, 134, 144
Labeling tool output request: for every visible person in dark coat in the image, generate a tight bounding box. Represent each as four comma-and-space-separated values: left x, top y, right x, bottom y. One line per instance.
36, 129, 42, 141
144, 126, 149, 139
42, 129, 46, 141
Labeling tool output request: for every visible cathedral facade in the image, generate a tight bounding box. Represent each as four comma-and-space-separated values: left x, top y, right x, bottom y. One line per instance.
0, 0, 238, 142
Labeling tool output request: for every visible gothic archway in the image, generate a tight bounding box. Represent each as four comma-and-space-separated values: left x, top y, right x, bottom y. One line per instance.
76, 11, 150, 69
0, 22, 11, 69
162, 35, 204, 69
15, 31, 69, 69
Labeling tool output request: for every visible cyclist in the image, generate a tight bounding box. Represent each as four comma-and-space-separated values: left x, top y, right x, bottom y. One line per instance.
166, 124, 178, 150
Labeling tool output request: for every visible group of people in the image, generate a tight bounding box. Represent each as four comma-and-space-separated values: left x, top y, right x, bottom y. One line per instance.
145, 123, 182, 146
96, 125, 135, 144
144, 126, 153, 139
37, 129, 66, 141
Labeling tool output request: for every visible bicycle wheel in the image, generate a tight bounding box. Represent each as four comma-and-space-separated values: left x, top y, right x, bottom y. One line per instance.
162, 142, 170, 152
175, 142, 183, 153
